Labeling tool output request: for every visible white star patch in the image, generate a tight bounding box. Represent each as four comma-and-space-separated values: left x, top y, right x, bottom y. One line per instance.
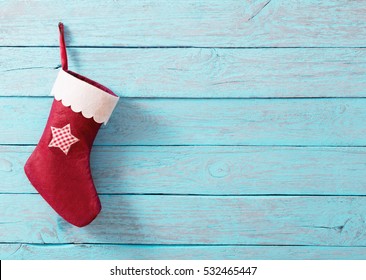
48, 124, 79, 155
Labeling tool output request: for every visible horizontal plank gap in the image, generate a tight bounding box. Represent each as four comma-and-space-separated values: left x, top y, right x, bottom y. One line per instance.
2, 144, 366, 148
5, 96, 366, 100
1, 193, 366, 197
2, 242, 366, 248
1, 46, 366, 49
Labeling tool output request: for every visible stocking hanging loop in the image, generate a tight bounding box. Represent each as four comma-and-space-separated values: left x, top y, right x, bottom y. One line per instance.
58, 22, 68, 70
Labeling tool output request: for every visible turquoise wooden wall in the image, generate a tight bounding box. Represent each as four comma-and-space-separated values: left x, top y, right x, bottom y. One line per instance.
1, 0, 366, 259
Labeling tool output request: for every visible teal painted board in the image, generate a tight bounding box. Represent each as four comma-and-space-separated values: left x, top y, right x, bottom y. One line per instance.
1, 194, 366, 246
1, 98, 366, 146
2, 244, 366, 260
2, 48, 366, 98
2, 145, 366, 195
1, 0, 366, 261
1, 0, 366, 47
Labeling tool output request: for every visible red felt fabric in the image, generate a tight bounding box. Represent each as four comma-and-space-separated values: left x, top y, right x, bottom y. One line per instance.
24, 22, 117, 227
59, 22, 68, 71
24, 100, 102, 227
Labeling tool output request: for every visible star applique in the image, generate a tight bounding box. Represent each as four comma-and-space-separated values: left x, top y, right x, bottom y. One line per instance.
48, 124, 79, 155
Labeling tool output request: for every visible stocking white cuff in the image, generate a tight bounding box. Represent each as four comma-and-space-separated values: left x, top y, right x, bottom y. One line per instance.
51, 69, 119, 124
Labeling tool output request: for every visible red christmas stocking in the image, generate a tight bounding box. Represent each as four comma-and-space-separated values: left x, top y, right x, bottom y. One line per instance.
24, 23, 119, 227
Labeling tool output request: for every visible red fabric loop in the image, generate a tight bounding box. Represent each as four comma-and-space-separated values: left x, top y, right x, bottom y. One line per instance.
58, 22, 68, 70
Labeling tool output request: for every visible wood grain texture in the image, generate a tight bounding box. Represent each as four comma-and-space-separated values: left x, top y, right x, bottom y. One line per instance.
1, 0, 366, 47
2, 48, 366, 98
1, 98, 366, 146
2, 0, 366, 261
2, 145, 366, 195
2, 244, 366, 260
1, 194, 366, 246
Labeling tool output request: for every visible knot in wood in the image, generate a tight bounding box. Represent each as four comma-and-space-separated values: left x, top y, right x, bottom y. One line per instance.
0, 158, 13, 172
208, 161, 230, 178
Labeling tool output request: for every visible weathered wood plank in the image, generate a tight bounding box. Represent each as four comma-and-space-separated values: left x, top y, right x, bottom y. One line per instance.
2, 145, 366, 195
2, 244, 366, 260
1, 195, 366, 246
2, 48, 366, 98
1, 0, 366, 47
1, 98, 366, 146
